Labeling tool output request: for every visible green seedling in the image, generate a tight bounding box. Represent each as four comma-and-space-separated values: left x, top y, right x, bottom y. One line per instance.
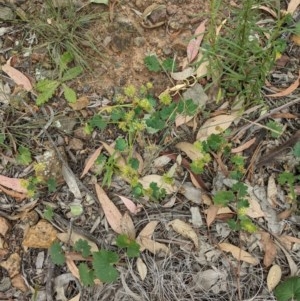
144, 54, 177, 73
87, 83, 197, 192
49, 241, 65, 266
278, 172, 300, 203
35, 51, 83, 105
116, 234, 140, 258
43, 205, 54, 221
266, 120, 284, 138
16, 145, 32, 165
49, 236, 140, 285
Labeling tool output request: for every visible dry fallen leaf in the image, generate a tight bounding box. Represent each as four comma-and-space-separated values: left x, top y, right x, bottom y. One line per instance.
138, 237, 170, 256
137, 221, 159, 252
246, 197, 265, 219
175, 142, 204, 161
153, 155, 172, 168
168, 219, 199, 249
206, 205, 219, 227
121, 212, 136, 240
139, 175, 176, 194
62, 165, 82, 200
0, 217, 11, 237
69, 96, 89, 110
0, 175, 29, 194
218, 242, 259, 265
231, 137, 256, 153
196, 114, 237, 141
187, 20, 207, 63
261, 231, 277, 267
22, 220, 58, 249
267, 264, 282, 292
171, 67, 194, 81
81, 146, 103, 178
136, 257, 147, 281
57, 231, 99, 253
69, 293, 81, 301
65, 255, 80, 281
95, 183, 122, 234
1, 58, 32, 91
137, 221, 159, 239
267, 175, 278, 207
266, 71, 300, 97
287, 0, 300, 14
117, 195, 140, 215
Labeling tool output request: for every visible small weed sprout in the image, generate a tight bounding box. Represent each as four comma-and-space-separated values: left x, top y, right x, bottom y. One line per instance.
49, 235, 140, 285
88, 83, 198, 194
35, 51, 83, 105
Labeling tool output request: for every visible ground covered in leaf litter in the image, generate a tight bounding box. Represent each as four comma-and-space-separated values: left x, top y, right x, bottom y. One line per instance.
0, 0, 300, 300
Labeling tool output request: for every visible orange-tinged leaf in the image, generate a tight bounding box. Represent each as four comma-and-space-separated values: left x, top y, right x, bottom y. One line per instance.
95, 183, 122, 234
117, 195, 140, 215
218, 242, 259, 265
2, 58, 32, 91
0, 175, 28, 193
187, 20, 207, 63
80, 146, 103, 178
0, 184, 27, 201
266, 71, 300, 97
206, 205, 219, 227
261, 231, 277, 267
65, 255, 80, 280
231, 137, 256, 153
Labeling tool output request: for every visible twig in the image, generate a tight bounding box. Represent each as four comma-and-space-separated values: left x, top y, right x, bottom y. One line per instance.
233, 96, 300, 140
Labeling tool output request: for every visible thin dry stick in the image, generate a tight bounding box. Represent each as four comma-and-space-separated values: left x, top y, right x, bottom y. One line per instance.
232, 96, 300, 140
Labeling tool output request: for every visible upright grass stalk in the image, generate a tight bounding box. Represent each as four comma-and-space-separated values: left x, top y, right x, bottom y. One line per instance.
204, 0, 288, 105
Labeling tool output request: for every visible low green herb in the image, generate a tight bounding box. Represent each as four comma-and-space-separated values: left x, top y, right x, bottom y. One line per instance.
35, 52, 83, 106
16, 145, 32, 165
43, 205, 54, 221
116, 234, 140, 258
49, 236, 140, 285
274, 277, 300, 301
49, 241, 65, 265
278, 172, 300, 202
144, 55, 177, 73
